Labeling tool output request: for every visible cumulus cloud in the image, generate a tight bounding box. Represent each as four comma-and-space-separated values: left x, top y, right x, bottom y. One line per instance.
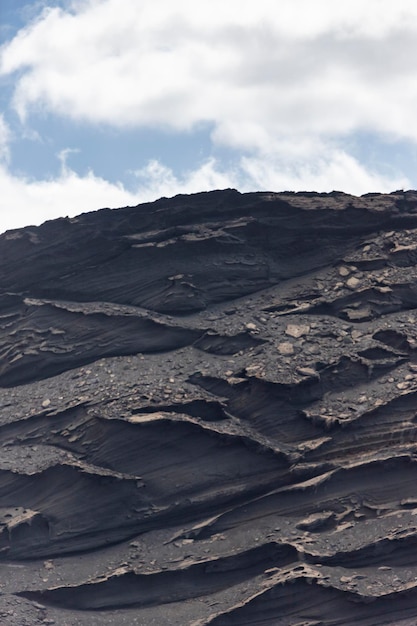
3, 0, 417, 144
131, 159, 238, 199
0, 0, 415, 230
134, 147, 409, 199
0, 145, 408, 234
0, 123, 134, 232
240, 148, 409, 195
0, 163, 137, 233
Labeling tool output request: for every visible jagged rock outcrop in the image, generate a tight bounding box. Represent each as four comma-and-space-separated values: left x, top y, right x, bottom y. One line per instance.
1, 189, 417, 624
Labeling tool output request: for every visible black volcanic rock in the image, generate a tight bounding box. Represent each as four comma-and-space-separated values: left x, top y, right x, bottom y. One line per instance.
1, 189, 417, 624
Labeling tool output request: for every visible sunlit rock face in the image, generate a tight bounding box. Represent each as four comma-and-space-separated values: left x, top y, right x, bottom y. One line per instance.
1, 189, 417, 625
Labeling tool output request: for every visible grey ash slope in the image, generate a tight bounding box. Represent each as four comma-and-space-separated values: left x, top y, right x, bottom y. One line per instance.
1, 189, 417, 625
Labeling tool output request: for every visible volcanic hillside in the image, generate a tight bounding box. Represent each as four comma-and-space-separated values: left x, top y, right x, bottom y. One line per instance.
1, 189, 417, 625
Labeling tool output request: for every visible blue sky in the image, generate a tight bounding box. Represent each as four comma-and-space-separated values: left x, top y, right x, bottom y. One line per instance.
1, 0, 417, 232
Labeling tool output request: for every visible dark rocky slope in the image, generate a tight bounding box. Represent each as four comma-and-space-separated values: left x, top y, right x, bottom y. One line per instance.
1, 189, 417, 624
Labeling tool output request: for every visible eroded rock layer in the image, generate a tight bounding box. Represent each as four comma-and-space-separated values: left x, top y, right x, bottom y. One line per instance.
1, 189, 417, 624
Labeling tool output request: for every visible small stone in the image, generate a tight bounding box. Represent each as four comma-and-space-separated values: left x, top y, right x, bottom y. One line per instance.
41, 399, 51, 408
346, 308, 371, 321
397, 381, 409, 390
358, 396, 367, 403
346, 276, 360, 289
305, 343, 320, 354
225, 370, 234, 377
246, 322, 257, 331
338, 266, 350, 277
296, 367, 318, 378
285, 324, 310, 338
277, 342, 294, 355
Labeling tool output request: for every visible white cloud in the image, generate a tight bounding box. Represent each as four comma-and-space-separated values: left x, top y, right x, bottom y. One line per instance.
240, 148, 409, 195
0, 162, 138, 233
0, 0, 415, 231
0, 144, 409, 234
0, 109, 138, 233
133, 147, 410, 200
0, 115, 12, 163
131, 158, 238, 199
2, 0, 417, 144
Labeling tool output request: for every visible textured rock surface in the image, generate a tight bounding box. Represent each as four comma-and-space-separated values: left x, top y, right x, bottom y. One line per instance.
1, 189, 417, 624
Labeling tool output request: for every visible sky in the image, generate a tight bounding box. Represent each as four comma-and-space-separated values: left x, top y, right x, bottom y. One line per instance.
1, 1, 417, 232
